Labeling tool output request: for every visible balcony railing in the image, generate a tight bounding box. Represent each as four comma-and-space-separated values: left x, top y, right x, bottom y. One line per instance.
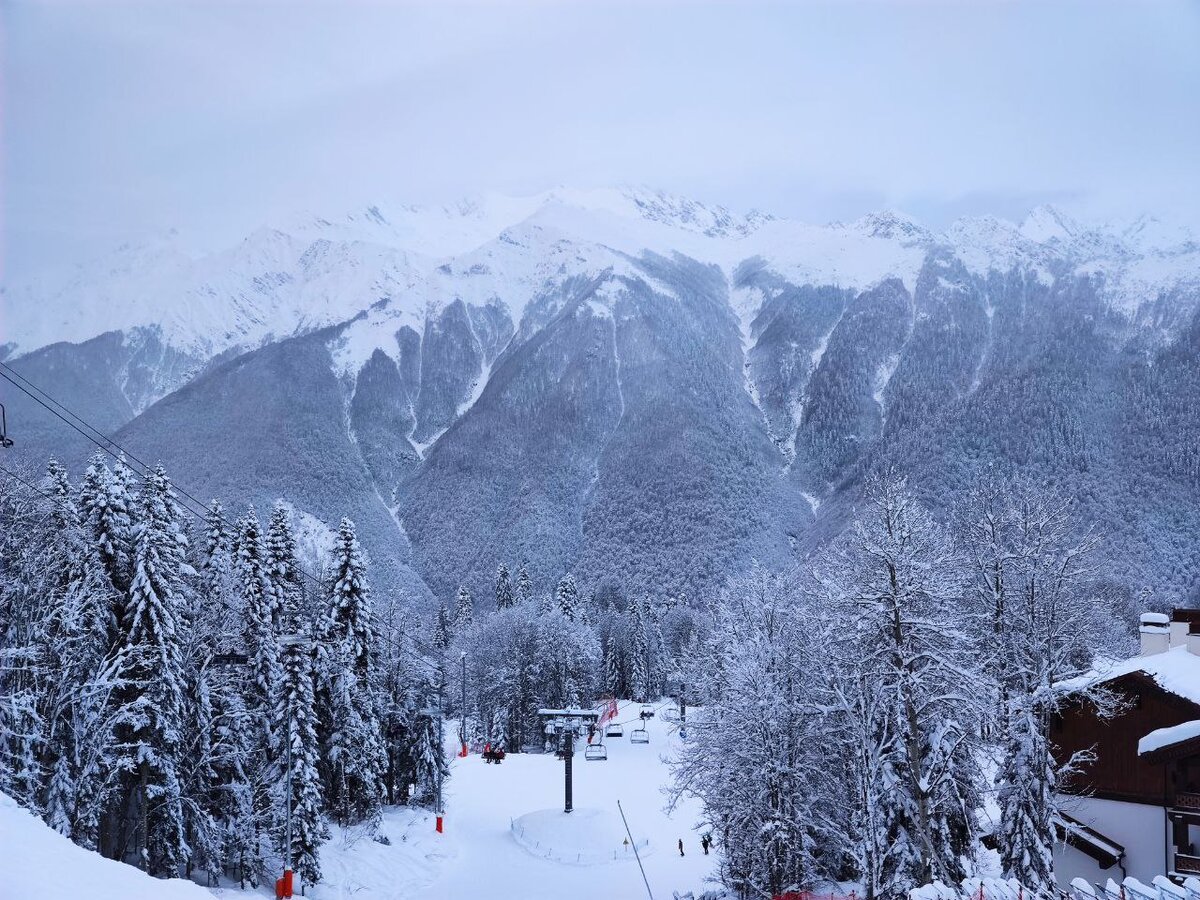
1175, 852, 1200, 875
1176, 792, 1200, 812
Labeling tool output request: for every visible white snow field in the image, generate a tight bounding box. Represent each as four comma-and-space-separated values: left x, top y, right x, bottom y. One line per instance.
0, 790, 215, 900
300, 699, 719, 900
0, 701, 717, 900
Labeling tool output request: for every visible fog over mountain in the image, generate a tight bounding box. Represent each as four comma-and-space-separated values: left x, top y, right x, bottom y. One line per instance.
4, 187, 1200, 607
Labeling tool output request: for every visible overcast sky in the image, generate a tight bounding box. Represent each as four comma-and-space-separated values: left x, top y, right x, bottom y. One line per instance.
4, 0, 1199, 280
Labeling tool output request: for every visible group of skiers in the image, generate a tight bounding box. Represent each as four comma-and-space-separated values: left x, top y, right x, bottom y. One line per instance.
678, 834, 713, 856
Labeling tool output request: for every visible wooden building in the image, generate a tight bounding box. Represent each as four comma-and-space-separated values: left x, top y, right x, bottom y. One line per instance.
1052, 610, 1200, 886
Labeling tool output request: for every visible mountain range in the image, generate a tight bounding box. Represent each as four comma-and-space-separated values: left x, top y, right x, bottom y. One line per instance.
4, 187, 1200, 609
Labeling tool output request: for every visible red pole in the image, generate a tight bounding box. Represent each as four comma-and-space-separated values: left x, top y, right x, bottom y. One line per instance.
436, 814, 444, 833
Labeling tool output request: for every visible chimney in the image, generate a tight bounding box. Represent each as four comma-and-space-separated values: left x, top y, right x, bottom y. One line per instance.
1190, 622, 1200, 658
1172, 609, 1200, 649
1170, 620, 1190, 648
1140, 613, 1170, 656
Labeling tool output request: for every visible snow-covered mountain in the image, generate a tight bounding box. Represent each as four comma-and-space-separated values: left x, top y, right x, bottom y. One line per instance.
5, 188, 1200, 606
7, 188, 1196, 365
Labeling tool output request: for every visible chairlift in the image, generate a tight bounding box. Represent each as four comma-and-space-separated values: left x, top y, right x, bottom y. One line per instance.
630, 726, 649, 744
584, 742, 607, 762
606, 722, 624, 738
639, 704, 654, 719
0, 403, 12, 449
662, 707, 680, 723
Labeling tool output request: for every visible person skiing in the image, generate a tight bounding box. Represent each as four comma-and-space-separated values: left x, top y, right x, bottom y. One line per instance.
678, 838, 685, 856
701, 833, 711, 854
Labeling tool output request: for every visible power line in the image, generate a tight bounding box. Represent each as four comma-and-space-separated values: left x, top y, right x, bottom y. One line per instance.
0, 362, 155, 472
0, 363, 292, 576
0, 361, 442, 660
0, 463, 57, 503
0, 361, 332, 589
0, 460, 438, 665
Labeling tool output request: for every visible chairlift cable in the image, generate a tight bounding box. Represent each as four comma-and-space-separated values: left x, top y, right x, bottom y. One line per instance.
0, 363, 328, 590
0, 463, 59, 503
0, 362, 158, 473
0, 370, 442, 664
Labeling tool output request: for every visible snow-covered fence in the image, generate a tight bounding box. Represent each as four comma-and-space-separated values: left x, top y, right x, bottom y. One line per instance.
912, 876, 1064, 900
508, 816, 651, 866
1071, 876, 1200, 900
912, 873, 1200, 900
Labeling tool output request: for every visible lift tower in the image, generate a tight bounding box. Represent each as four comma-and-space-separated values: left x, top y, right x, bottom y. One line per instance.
537, 707, 599, 813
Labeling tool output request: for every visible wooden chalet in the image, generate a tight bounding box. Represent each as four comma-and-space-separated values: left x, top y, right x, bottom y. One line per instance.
1051, 610, 1200, 885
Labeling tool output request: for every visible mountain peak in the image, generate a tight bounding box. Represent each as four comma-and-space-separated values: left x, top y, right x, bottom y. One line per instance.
535, 186, 769, 239
1019, 204, 1083, 244
849, 210, 932, 245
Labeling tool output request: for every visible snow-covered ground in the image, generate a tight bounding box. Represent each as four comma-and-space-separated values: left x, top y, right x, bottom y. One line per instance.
0, 791, 214, 900
1, 701, 718, 900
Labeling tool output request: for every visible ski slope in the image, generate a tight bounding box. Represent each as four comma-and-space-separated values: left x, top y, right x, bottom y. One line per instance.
411, 699, 717, 899
214, 698, 716, 899
0, 701, 717, 900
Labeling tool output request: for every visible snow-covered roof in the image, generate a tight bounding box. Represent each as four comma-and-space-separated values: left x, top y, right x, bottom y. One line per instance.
1139, 719, 1200, 756
1058, 645, 1200, 708
1054, 813, 1124, 865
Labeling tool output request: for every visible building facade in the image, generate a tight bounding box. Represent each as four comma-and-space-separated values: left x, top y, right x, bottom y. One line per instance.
1052, 610, 1200, 886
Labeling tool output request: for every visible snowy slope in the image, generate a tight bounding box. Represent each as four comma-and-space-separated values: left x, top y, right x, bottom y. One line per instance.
235, 700, 718, 900
2, 230, 427, 361
0, 790, 214, 900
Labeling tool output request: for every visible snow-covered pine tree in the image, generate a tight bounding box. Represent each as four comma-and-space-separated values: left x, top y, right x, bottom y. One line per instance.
489, 707, 508, 749
515, 563, 533, 605
495, 563, 514, 609
274, 600, 326, 887
555, 574, 579, 621
453, 585, 474, 631
37, 460, 115, 842
198, 501, 240, 641
0, 477, 48, 815
237, 509, 278, 755
234, 508, 281, 869
321, 517, 385, 825
432, 605, 450, 651
179, 655, 222, 885
603, 636, 622, 698
77, 453, 134, 638
265, 503, 303, 633
210, 665, 260, 887
413, 678, 448, 807
113, 464, 192, 877
647, 602, 668, 698
628, 599, 649, 702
